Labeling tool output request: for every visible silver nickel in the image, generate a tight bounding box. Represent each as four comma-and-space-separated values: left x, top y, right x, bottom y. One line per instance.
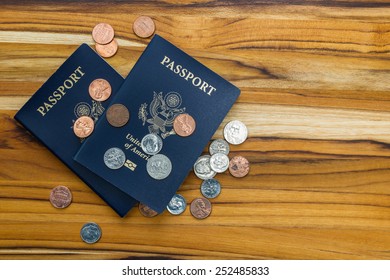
147, 154, 172, 180
223, 120, 248, 145
210, 153, 229, 173
201, 178, 221, 199
80, 222, 102, 244
141, 133, 163, 155
166, 194, 186, 215
209, 139, 230, 155
104, 147, 126, 170
193, 155, 216, 180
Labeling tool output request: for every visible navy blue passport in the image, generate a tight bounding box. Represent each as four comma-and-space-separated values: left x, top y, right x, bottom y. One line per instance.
14, 44, 137, 217
75, 35, 240, 213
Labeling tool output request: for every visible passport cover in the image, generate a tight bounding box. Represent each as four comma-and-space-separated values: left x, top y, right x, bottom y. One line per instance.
14, 44, 137, 217
75, 35, 240, 213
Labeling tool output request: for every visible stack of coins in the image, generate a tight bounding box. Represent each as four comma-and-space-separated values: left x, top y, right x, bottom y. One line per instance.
92, 23, 118, 58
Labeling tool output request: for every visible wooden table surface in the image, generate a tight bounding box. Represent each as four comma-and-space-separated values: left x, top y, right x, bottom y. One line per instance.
0, 0, 389, 260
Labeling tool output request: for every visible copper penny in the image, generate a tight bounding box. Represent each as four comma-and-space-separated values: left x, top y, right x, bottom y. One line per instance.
89, 78, 112, 102
133, 16, 155, 38
138, 203, 158, 217
92, 23, 115, 45
73, 116, 94, 138
190, 197, 212, 219
106, 104, 130, 127
173, 113, 196, 137
95, 39, 118, 58
229, 155, 250, 178
50, 186, 72, 209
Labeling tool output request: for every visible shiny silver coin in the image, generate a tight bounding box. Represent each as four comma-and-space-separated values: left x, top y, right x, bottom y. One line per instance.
147, 154, 172, 180
80, 222, 102, 244
201, 178, 221, 199
104, 147, 126, 169
141, 133, 163, 155
223, 120, 248, 145
210, 152, 229, 173
193, 155, 216, 180
166, 194, 187, 215
209, 139, 230, 155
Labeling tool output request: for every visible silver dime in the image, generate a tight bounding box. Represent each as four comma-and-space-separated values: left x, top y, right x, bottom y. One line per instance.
201, 178, 221, 199
80, 222, 102, 244
147, 154, 172, 180
223, 120, 248, 145
209, 139, 230, 155
141, 133, 163, 155
210, 153, 229, 173
193, 155, 216, 180
166, 194, 186, 215
104, 147, 126, 169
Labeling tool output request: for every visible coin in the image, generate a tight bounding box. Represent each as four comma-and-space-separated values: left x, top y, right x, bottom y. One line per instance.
166, 194, 186, 215
73, 116, 94, 138
209, 139, 230, 156
92, 23, 114, 45
190, 197, 212, 219
104, 147, 126, 169
49, 185, 72, 209
133, 16, 155, 38
173, 113, 196, 137
146, 154, 172, 180
210, 153, 229, 173
223, 120, 248, 145
193, 155, 216, 180
89, 78, 111, 102
95, 38, 118, 58
106, 104, 130, 127
201, 178, 221, 199
141, 133, 163, 155
138, 203, 159, 217
80, 222, 102, 244
229, 155, 250, 178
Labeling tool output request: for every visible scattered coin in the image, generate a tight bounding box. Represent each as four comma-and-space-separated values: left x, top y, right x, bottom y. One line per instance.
73, 116, 94, 138
146, 154, 172, 180
173, 113, 196, 137
201, 178, 221, 199
139, 203, 159, 217
49, 185, 72, 209
193, 155, 216, 180
166, 194, 186, 215
80, 222, 102, 244
229, 155, 250, 178
190, 197, 212, 219
92, 23, 114, 45
210, 152, 229, 173
141, 133, 163, 155
223, 120, 248, 145
104, 147, 126, 169
106, 104, 130, 127
209, 139, 230, 156
133, 16, 155, 38
89, 78, 112, 102
95, 38, 118, 58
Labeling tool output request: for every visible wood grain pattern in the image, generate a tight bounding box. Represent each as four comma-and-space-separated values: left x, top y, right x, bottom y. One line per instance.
0, 0, 390, 259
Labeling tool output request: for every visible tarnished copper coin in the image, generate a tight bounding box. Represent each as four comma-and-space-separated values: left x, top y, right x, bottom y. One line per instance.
50, 185, 72, 209
92, 23, 114, 45
133, 16, 155, 38
173, 113, 196, 137
138, 203, 158, 217
95, 39, 118, 58
106, 104, 130, 127
89, 78, 112, 102
73, 116, 94, 138
229, 155, 250, 178
190, 197, 212, 219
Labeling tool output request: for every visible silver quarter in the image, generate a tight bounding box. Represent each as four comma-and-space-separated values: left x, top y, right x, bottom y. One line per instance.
141, 133, 163, 155
210, 153, 229, 173
201, 178, 221, 199
104, 147, 126, 169
80, 222, 102, 244
166, 194, 187, 215
193, 155, 216, 180
223, 120, 248, 145
147, 154, 172, 180
209, 139, 230, 155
